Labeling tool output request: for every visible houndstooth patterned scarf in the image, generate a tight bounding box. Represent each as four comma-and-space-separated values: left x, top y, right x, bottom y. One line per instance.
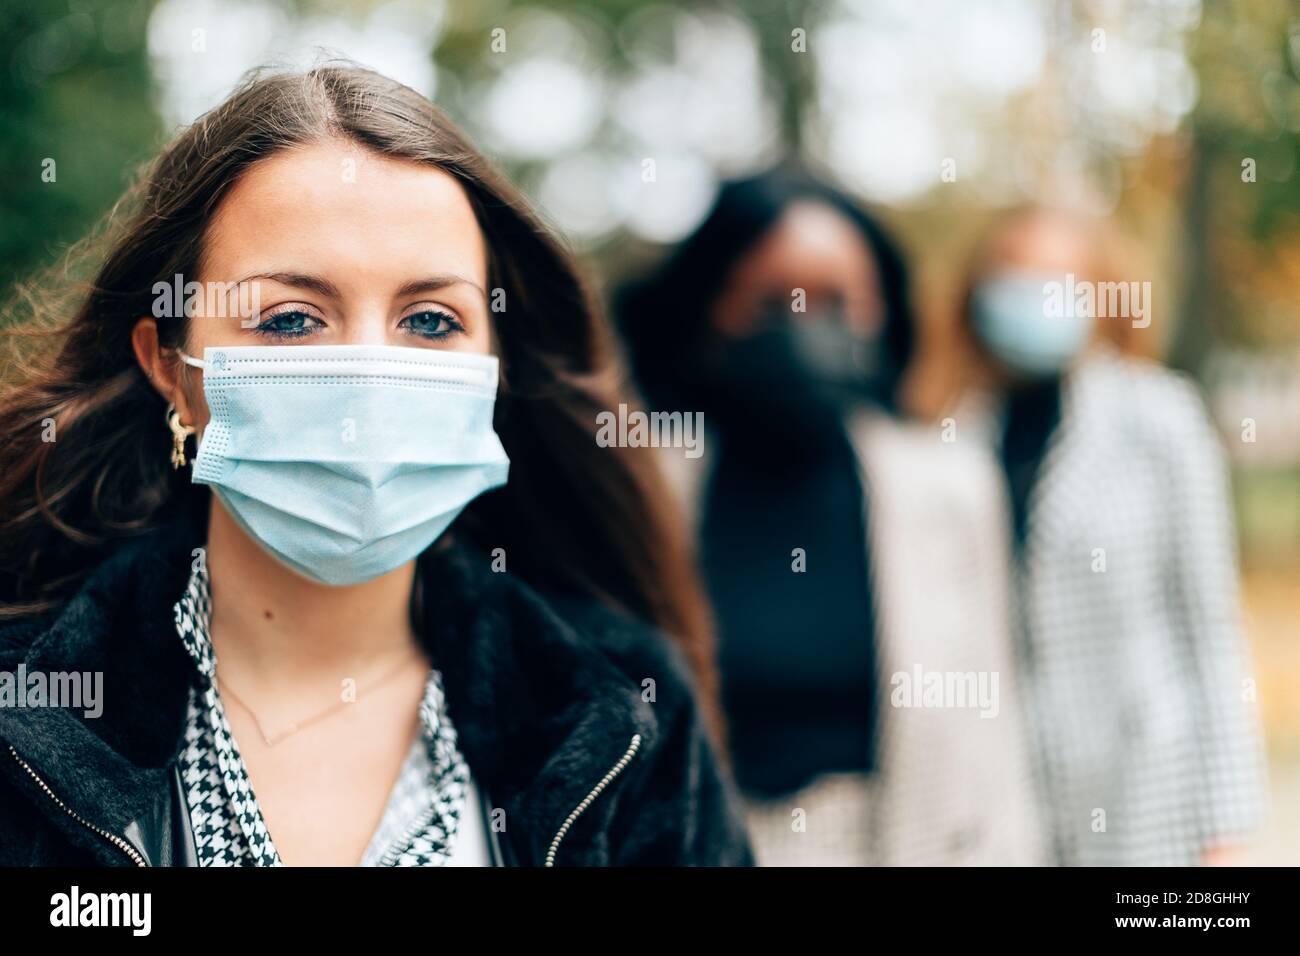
172, 557, 469, 866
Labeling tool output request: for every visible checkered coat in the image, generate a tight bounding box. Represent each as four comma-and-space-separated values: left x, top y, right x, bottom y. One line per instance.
961, 349, 1269, 865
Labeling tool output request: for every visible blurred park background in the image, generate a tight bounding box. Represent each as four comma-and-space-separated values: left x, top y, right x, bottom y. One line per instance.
2, 0, 1298, 862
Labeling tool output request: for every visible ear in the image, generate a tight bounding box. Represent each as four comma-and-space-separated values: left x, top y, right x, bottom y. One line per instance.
131, 318, 199, 427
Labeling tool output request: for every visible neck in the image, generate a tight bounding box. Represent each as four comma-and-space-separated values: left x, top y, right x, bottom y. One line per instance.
204, 497, 422, 690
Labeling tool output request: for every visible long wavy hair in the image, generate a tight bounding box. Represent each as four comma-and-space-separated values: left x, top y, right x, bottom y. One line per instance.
0, 64, 722, 739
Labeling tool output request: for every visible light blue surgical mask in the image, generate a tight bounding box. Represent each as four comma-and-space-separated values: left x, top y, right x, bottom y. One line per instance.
178, 344, 510, 586
971, 272, 1094, 378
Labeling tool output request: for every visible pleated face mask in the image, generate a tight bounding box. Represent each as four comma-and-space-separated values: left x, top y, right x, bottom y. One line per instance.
178, 344, 510, 586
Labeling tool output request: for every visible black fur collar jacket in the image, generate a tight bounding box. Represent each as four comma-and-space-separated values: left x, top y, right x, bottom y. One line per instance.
0, 511, 754, 867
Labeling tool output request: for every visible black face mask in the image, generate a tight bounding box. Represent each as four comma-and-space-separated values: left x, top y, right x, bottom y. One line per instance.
682, 306, 888, 459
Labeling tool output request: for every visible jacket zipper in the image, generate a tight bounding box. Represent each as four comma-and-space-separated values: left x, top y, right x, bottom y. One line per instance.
544, 733, 641, 867
6, 743, 149, 867
10, 729, 645, 868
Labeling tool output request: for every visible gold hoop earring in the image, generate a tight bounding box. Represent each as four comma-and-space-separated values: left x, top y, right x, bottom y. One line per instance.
165, 403, 196, 469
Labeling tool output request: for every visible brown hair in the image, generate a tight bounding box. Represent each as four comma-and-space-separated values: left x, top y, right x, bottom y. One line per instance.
0, 64, 722, 740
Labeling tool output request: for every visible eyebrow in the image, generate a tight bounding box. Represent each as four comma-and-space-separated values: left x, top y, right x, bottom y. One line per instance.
232, 271, 487, 300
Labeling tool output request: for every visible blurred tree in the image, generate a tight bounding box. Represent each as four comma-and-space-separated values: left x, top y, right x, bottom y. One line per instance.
0, 0, 160, 291
1176, 0, 1300, 372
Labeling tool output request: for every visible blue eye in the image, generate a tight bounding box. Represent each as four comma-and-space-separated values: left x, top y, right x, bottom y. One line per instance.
401, 309, 463, 340
254, 310, 320, 338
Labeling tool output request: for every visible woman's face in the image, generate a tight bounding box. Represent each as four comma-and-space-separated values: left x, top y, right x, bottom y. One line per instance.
152, 138, 492, 434
709, 200, 884, 339
966, 210, 1101, 382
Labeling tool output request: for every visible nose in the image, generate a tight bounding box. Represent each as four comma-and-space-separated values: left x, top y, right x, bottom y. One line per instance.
336, 301, 395, 346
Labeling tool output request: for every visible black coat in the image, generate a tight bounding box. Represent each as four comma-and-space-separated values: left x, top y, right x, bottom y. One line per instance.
0, 510, 754, 867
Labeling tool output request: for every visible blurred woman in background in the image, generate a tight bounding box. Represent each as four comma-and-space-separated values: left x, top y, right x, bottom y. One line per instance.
617, 168, 1042, 866
955, 205, 1269, 866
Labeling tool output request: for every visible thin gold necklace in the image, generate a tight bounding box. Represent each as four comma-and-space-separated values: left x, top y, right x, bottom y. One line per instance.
216, 653, 419, 747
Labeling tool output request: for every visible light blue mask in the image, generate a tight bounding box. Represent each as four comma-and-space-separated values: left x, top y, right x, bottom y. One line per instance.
971, 273, 1094, 378
179, 344, 510, 586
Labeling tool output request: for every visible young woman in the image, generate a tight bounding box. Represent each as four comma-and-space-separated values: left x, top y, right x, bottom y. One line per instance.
0, 65, 752, 867
955, 205, 1268, 865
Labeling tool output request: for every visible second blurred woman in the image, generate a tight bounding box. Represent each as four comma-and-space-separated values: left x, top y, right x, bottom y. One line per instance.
955, 205, 1268, 866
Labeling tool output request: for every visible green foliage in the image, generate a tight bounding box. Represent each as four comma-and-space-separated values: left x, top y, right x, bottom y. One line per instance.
0, 0, 161, 289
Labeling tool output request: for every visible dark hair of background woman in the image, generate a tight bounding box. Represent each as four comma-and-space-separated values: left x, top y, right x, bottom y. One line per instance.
614, 166, 917, 415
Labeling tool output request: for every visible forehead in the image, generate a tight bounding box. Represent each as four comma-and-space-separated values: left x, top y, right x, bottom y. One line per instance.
986, 213, 1094, 274
200, 138, 488, 286
740, 201, 879, 290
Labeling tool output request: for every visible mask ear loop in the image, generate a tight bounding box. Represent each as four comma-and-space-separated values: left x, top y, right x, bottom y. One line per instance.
177, 350, 208, 370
